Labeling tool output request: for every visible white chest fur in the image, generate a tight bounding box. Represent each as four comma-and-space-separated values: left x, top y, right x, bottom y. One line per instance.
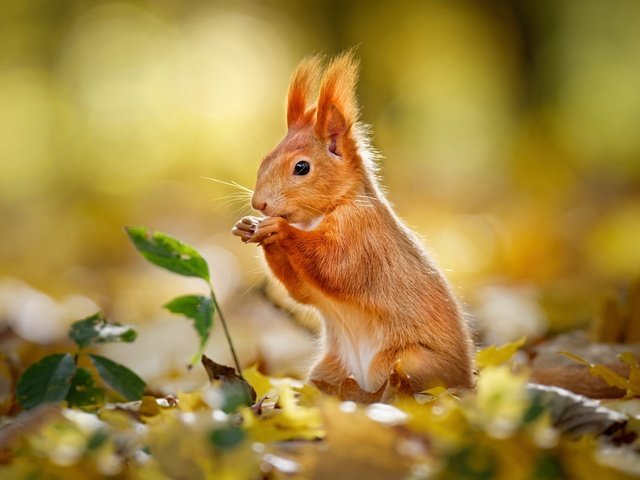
316, 299, 381, 391
292, 215, 325, 232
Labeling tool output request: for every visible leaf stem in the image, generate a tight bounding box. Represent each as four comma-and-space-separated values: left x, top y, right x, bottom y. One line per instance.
209, 286, 243, 379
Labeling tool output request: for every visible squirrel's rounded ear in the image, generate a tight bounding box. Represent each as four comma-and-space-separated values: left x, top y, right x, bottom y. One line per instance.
287, 55, 322, 129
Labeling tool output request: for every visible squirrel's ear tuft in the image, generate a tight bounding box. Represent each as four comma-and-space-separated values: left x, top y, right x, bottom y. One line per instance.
287, 55, 322, 129
314, 50, 360, 142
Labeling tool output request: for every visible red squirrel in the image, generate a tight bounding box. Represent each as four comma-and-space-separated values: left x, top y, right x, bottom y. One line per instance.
232, 52, 474, 393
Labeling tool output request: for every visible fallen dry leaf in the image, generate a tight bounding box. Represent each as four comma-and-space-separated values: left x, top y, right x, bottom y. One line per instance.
201, 354, 257, 404
311, 362, 415, 404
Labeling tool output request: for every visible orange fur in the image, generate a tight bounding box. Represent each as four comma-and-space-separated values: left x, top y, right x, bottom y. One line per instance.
287, 55, 322, 129
314, 51, 360, 139
233, 52, 475, 393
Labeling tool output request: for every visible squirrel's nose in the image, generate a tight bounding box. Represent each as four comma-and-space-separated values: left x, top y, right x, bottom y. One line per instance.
251, 196, 267, 212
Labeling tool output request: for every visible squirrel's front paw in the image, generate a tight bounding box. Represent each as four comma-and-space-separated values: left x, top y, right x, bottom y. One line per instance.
250, 216, 290, 246
231, 216, 261, 243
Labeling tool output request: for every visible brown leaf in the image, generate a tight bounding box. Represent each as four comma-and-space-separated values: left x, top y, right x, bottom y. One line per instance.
380, 362, 415, 401
625, 279, 640, 342
201, 355, 257, 403
311, 362, 415, 404
530, 365, 628, 399
139, 396, 160, 417
592, 280, 640, 343
593, 294, 626, 343
201, 355, 236, 382
337, 377, 386, 403
529, 332, 640, 398
310, 379, 338, 396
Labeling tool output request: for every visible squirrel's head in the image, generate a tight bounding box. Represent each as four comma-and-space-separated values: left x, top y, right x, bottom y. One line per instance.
252, 51, 369, 226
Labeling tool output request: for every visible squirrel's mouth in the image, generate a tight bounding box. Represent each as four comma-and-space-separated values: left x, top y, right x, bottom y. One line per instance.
278, 212, 308, 224
260, 205, 288, 220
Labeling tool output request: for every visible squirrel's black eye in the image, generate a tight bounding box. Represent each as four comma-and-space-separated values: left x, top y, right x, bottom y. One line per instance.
293, 160, 310, 176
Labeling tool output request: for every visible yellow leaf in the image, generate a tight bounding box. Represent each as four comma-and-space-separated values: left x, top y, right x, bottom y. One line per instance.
241, 364, 274, 399
176, 391, 206, 412
476, 337, 527, 369
476, 366, 528, 435
416, 385, 452, 403
558, 351, 590, 367
245, 383, 324, 443
139, 396, 160, 417
394, 394, 468, 447
589, 365, 628, 391
619, 352, 640, 396
618, 352, 637, 366
292, 380, 323, 407
301, 398, 415, 479
99, 409, 137, 431
560, 351, 629, 392
561, 437, 639, 480
422, 385, 448, 397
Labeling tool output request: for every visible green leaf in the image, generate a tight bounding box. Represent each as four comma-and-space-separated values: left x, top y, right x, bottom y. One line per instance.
209, 425, 246, 450
89, 354, 145, 401
125, 226, 210, 281
69, 312, 137, 349
86, 429, 109, 451
164, 295, 214, 364
219, 381, 254, 413
532, 455, 563, 480
66, 367, 106, 409
521, 398, 546, 425
16, 353, 76, 410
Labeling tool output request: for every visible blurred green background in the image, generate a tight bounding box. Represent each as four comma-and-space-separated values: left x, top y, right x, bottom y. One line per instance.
1, 0, 640, 375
